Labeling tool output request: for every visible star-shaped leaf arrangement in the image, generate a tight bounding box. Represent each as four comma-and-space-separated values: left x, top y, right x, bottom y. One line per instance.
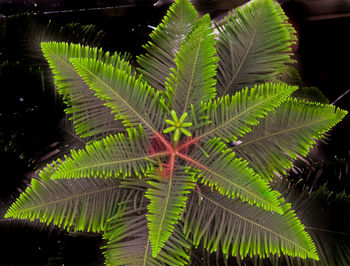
5, 0, 347, 264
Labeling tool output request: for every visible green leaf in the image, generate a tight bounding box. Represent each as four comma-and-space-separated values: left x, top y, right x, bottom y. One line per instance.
215, 0, 295, 95
49, 127, 158, 180
137, 0, 198, 92
145, 166, 195, 257
41, 41, 131, 140
183, 138, 283, 213
5, 169, 137, 232
195, 83, 296, 143
165, 14, 218, 114
183, 186, 319, 260
70, 57, 167, 137
103, 207, 191, 266
232, 99, 348, 179
267, 181, 350, 266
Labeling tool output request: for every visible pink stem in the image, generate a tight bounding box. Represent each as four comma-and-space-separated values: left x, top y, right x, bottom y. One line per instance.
176, 137, 199, 152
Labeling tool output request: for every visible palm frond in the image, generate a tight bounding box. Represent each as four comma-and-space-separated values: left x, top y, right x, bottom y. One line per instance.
41, 42, 131, 140
215, 0, 295, 95
165, 14, 218, 114
145, 166, 195, 257
48, 127, 157, 180
103, 207, 191, 265
5, 169, 141, 233
183, 138, 283, 213
183, 185, 319, 260
193, 83, 296, 143
137, 0, 198, 92
70, 57, 168, 137
265, 181, 350, 265
232, 99, 348, 180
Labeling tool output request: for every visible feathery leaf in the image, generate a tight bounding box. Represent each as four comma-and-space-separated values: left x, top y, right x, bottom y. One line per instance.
232, 99, 348, 179
183, 186, 319, 260
49, 127, 157, 180
215, 0, 295, 95
165, 14, 218, 114
194, 83, 296, 143
137, 0, 198, 92
103, 207, 191, 265
145, 166, 195, 257
41, 41, 131, 140
70, 57, 168, 137
5, 170, 139, 232
182, 138, 283, 213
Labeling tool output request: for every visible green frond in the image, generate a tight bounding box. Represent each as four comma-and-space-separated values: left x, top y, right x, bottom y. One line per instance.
196, 83, 296, 142
48, 127, 156, 180
137, 0, 198, 91
41, 41, 131, 140
145, 167, 195, 257
70, 57, 168, 136
103, 207, 191, 265
185, 138, 283, 213
5, 169, 140, 232
266, 181, 350, 265
183, 186, 319, 260
232, 99, 348, 179
165, 14, 218, 114
215, 0, 295, 95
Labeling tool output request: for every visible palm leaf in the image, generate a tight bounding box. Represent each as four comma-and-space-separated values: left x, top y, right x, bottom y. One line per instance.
70, 57, 168, 138
215, 0, 295, 95
48, 127, 159, 180
264, 182, 350, 265
5, 169, 140, 233
182, 138, 283, 213
232, 99, 348, 180
145, 166, 195, 257
41, 42, 131, 140
103, 207, 191, 265
192, 83, 296, 143
183, 185, 319, 260
165, 14, 218, 114
137, 0, 198, 92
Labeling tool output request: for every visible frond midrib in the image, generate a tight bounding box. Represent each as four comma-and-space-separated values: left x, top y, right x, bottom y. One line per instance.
44, 45, 77, 79
8, 185, 120, 216
54, 152, 167, 178
195, 190, 311, 255
153, 155, 175, 253
182, 29, 204, 113
142, 238, 151, 266
233, 115, 339, 150
221, 15, 258, 96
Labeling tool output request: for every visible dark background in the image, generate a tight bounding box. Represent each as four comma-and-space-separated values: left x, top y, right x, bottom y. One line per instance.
0, 0, 349, 264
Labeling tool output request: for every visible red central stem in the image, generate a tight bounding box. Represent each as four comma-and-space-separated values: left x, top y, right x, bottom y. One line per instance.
176, 137, 199, 152
149, 133, 206, 180
175, 151, 210, 172
154, 132, 173, 153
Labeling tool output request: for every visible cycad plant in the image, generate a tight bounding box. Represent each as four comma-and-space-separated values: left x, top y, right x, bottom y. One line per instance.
5, 0, 348, 264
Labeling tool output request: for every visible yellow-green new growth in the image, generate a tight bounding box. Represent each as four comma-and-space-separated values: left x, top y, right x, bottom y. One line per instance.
164, 110, 192, 141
